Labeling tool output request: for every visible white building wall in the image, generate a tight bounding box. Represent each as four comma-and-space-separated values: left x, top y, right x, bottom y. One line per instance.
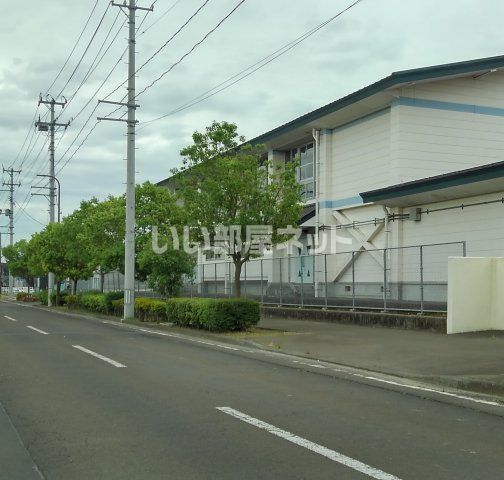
326, 109, 392, 201
391, 72, 504, 184
397, 71, 504, 108
391, 105, 504, 183
397, 191, 504, 258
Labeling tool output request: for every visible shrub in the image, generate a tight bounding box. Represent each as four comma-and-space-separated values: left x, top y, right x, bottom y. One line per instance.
66, 294, 81, 308
79, 293, 107, 313
166, 298, 260, 332
49, 291, 68, 306
38, 290, 48, 305
16, 292, 38, 302
104, 291, 124, 313
135, 297, 167, 323
109, 297, 166, 322
112, 298, 124, 316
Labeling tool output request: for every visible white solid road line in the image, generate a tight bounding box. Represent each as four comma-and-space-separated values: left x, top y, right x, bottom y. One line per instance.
72, 345, 127, 368
26, 325, 49, 335
217, 407, 402, 480
349, 373, 502, 408
4, 315, 17, 322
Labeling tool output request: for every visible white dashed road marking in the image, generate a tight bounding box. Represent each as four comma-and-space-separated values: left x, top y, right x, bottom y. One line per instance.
217, 407, 402, 480
4, 315, 17, 322
26, 325, 49, 335
72, 345, 127, 368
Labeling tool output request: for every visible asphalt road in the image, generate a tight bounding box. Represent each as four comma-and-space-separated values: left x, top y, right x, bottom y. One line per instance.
1, 301, 503, 480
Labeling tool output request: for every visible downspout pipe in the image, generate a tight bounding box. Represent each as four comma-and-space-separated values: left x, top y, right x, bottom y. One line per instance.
382, 205, 391, 298
313, 128, 321, 297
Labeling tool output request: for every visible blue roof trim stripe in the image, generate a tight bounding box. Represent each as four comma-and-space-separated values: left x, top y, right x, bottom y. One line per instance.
319, 196, 363, 209
397, 96, 504, 117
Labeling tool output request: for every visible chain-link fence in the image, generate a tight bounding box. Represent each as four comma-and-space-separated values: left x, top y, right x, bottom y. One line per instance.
182, 241, 466, 313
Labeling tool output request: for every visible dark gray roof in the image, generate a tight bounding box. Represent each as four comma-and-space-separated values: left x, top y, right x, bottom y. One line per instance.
360, 161, 504, 204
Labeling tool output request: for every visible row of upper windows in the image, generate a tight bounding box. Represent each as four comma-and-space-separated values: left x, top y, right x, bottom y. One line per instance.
285, 142, 315, 202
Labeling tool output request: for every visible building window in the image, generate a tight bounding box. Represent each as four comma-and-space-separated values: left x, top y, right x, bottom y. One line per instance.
286, 143, 315, 201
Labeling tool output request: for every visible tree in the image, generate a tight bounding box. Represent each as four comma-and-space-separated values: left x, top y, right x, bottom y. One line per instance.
78, 183, 193, 296
78, 197, 125, 292
175, 121, 302, 297
2, 240, 37, 293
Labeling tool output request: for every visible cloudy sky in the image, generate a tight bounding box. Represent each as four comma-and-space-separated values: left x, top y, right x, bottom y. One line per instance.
1, 0, 504, 241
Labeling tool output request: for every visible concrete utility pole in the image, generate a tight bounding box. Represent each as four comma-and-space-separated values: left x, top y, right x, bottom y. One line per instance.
1, 167, 21, 294
36, 95, 69, 306
0, 226, 9, 295
32, 175, 62, 224
98, 0, 154, 320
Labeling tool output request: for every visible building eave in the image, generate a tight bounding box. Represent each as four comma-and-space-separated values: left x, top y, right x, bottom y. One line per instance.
360, 161, 504, 207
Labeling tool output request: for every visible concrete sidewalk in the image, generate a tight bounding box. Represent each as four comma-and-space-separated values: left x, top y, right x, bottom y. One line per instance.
242, 316, 504, 396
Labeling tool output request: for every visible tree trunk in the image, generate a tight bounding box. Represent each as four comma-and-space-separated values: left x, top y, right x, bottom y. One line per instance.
100, 272, 105, 293
56, 282, 61, 306
233, 261, 242, 298
72, 279, 78, 295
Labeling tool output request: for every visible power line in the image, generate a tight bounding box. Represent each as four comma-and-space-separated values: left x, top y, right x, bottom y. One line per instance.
62, 9, 124, 114
54, 9, 152, 174
56, 1, 112, 98
138, 0, 182, 36
45, 0, 101, 94
14, 201, 46, 227
9, 105, 40, 168
135, 0, 246, 99
103, 0, 211, 102
139, 0, 364, 128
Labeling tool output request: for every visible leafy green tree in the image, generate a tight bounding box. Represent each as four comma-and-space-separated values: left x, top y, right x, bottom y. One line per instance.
137, 239, 195, 297
175, 121, 302, 297
2, 240, 37, 293
78, 183, 192, 296
78, 196, 124, 291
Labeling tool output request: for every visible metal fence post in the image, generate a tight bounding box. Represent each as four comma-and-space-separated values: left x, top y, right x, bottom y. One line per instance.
214, 263, 217, 299
324, 254, 328, 309
352, 251, 356, 310
300, 254, 304, 308
228, 261, 232, 298
260, 259, 264, 303
462, 241, 467, 257
420, 245, 424, 314
244, 262, 247, 298
279, 257, 283, 305
383, 248, 388, 312
202, 263, 205, 296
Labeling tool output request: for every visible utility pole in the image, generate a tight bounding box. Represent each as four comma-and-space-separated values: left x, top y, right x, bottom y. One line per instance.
36, 95, 69, 306
1, 167, 21, 294
0, 227, 8, 295
98, 0, 154, 320
32, 175, 61, 223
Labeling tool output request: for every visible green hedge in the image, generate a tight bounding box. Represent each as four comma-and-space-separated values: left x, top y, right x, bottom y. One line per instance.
66, 294, 81, 308
166, 298, 260, 332
79, 293, 107, 313
38, 290, 48, 305
111, 297, 167, 322
104, 291, 124, 313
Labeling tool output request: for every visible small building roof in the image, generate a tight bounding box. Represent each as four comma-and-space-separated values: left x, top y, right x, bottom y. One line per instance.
360, 161, 504, 207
